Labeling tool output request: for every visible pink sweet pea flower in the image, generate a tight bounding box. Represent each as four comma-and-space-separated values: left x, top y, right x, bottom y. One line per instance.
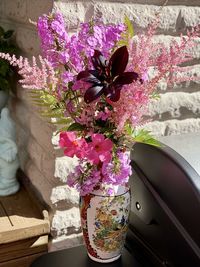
59, 131, 87, 158
86, 133, 113, 165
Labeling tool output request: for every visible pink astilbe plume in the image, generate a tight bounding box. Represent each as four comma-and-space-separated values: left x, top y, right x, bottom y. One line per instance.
0, 52, 58, 92
109, 23, 200, 133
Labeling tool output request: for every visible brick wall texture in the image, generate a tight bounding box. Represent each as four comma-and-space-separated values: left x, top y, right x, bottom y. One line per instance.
0, 0, 200, 250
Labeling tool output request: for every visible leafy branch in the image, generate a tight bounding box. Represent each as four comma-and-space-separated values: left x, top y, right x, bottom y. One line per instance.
28, 89, 73, 128
125, 124, 161, 147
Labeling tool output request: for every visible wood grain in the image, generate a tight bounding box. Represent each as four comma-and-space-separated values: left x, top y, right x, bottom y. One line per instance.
0, 236, 48, 263
0, 185, 50, 244
0, 202, 12, 231
0, 182, 49, 266
0, 252, 46, 267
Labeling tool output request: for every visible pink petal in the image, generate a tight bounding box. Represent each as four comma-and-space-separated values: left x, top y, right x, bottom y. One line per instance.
99, 151, 112, 163
64, 149, 76, 158
87, 150, 100, 165
101, 139, 113, 151
66, 131, 76, 142
91, 133, 104, 144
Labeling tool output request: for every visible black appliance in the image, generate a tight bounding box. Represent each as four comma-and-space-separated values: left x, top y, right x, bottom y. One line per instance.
127, 133, 200, 267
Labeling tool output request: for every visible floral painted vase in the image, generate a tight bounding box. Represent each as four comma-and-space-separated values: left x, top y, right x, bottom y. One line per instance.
79, 185, 131, 263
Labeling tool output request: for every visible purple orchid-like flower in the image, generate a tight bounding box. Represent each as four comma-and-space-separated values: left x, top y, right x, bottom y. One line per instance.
77, 46, 139, 103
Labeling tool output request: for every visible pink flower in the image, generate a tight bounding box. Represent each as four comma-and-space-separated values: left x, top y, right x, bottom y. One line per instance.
86, 133, 113, 165
59, 131, 87, 158
95, 107, 111, 121
72, 80, 90, 91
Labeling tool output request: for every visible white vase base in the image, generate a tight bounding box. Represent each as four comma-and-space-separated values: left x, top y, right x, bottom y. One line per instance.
88, 253, 121, 263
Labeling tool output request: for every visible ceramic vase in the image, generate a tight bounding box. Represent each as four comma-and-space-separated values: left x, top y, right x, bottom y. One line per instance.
79, 185, 131, 263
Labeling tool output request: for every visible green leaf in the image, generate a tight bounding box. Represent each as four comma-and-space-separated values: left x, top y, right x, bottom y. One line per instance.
55, 126, 70, 134
67, 123, 85, 131
132, 129, 161, 147
40, 92, 57, 104
116, 16, 134, 47
124, 16, 134, 38
34, 102, 53, 107
52, 118, 71, 125
41, 112, 65, 119
32, 99, 47, 104
150, 92, 160, 100
27, 89, 72, 128
29, 89, 43, 94
3, 30, 14, 39
29, 95, 43, 100
117, 40, 128, 46
125, 124, 161, 147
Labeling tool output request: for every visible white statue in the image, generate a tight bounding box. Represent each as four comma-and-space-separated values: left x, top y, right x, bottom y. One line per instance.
0, 108, 20, 196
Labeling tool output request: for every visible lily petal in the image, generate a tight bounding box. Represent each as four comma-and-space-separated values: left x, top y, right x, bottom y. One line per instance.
76, 70, 99, 81
84, 85, 104, 103
108, 89, 121, 102
114, 72, 139, 85
77, 70, 90, 80
92, 50, 107, 70
109, 46, 129, 77
106, 84, 122, 102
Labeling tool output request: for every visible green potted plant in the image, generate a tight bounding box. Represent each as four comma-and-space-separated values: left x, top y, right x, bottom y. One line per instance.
0, 26, 17, 110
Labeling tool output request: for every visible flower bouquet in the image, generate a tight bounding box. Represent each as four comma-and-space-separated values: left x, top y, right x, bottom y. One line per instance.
1, 10, 200, 263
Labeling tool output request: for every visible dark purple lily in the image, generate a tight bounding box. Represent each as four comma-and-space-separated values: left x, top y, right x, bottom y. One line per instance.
77, 46, 139, 104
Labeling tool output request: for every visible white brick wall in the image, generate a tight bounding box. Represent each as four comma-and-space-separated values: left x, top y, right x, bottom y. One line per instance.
1, 0, 200, 251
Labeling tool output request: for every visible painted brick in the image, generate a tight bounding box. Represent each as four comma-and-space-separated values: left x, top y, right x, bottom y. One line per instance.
49, 233, 83, 252
24, 161, 55, 208
27, 0, 53, 22
54, 156, 79, 183
51, 185, 79, 206
181, 7, 200, 28
27, 137, 56, 179
4, 0, 27, 23
3, 0, 53, 24
17, 147, 30, 171
156, 65, 200, 93
148, 92, 200, 119
145, 118, 200, 136
94, 3, 200, 33
152, 35, 200, 59
16, 27, 40, 55
15, 124, 30, 170
54, 1, 85, 29
11, 99, 31, 129
16, 85, 32, 103
29, 113, 56, 153
51, 208, 81, 237
94, 1, 200, 5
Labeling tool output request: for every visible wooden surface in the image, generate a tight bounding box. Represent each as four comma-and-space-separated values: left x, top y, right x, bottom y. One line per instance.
0, 183, 50, 266
0, 236, 48, 263
0, 252, 46, 267
0, 185, 50, 244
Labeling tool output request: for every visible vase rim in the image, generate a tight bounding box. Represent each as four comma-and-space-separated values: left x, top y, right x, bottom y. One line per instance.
89, 184, 130, 197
